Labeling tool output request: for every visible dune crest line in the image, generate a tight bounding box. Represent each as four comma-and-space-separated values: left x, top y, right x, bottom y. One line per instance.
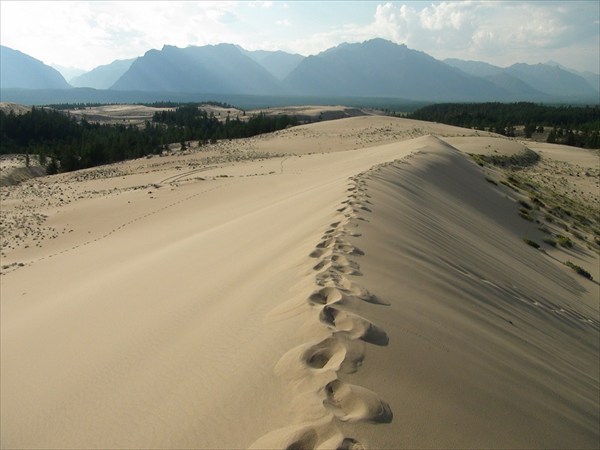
251, 167, 393, 450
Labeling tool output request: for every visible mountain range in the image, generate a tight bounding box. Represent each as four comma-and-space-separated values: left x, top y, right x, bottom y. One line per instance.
1, 45, 70, 90
2, 40, 598, 104
70, 58, 136, 89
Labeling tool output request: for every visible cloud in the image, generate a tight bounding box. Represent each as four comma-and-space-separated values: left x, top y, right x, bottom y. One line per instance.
306, 1, 599, 72
1, 1, 597, 73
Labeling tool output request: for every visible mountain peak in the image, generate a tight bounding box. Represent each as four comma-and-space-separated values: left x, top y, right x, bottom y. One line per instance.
1, 45, 70, 89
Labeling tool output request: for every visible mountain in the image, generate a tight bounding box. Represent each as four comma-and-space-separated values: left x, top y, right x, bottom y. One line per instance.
505, 63, 598, 100
283, 39, 509, 101
52, 64, 86, 82
111, 44, 283, 94
1, 46, 70, 89
483, 72, 547, 100
445, 58, 599, 101
545, 60, 599, 93
444, 58, 503, 77
71, 58, 136, 89
242, 49, 304, 80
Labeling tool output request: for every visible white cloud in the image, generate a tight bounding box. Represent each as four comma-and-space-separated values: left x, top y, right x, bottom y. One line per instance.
1, 1, 597, 73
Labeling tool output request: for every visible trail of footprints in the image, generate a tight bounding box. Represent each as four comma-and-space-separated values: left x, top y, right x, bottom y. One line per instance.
252, 173, 392, 450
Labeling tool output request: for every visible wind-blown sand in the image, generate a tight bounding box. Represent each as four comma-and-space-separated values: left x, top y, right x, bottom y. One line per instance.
1, 116, 598, 449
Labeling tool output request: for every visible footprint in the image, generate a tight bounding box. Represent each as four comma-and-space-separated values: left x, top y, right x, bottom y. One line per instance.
338, 438, 366, 450
285, 429, 318, 450
320, 306, 389, 346
303, 337, 347, 371
309, 248, 330, 259
308, 287, 345, 305
335, 243, 364, 256
316, 238, 334, 249
323, 380, 393, 424
313, 260, 331, 271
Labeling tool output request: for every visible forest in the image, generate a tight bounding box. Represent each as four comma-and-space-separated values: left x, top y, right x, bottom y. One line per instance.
0, 105, 297, 173
408, 102, 600, 148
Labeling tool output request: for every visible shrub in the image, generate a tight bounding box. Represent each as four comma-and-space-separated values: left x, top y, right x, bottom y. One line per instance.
538, 225, 550, 234
564, 261, 593, 280
557, 235, 573, 248
523, 238, 540, 249
519, 200, 532, 210
519, 210, 533, 221
485, 177, 498, 185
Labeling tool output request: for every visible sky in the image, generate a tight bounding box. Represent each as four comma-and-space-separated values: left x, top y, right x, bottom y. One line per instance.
1, 1, 599, 74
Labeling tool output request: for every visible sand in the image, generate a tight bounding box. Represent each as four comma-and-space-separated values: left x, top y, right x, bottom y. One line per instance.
1, 116, 598, 449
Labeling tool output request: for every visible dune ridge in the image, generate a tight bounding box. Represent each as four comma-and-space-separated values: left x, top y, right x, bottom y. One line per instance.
1, 117, 598, 449
251, 166, 397, 449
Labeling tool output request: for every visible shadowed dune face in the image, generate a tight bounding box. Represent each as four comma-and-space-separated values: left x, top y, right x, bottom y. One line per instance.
0, 116, 598, 449
336, 145, 599, 449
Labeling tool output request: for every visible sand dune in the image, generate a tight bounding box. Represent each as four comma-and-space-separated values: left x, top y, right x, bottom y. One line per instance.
1, 117, 598, 449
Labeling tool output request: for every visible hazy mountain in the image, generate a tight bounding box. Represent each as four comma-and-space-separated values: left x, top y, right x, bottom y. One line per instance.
284, 39, 509, 101
111, 44, 283, 94
71, 58, 136, 89
505, 63, 598, 100
3, 40, 598, 103
545, 60, 599, 93
242, 49, 304, 80
483, 72, 547, 100
445, 58, 598, 101
1, 45, 70, 89
52, 64, 86, 82
444, 58, 503, 77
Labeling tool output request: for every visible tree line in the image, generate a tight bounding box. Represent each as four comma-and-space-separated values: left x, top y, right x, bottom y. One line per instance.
0, 105, 297, 174
408, 102, 600, 148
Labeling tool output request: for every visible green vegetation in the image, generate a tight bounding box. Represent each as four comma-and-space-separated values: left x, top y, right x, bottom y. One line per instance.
519, 210, 534, 221
0, 104, 297, 174
523, 238, 540, 249
470, 148, 540, 168
557, 235, 574, 248
409, 102, 600, 148
564, 261, 593, 280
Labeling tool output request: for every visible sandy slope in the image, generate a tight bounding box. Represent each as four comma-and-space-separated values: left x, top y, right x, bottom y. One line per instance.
1, 117, 598, 449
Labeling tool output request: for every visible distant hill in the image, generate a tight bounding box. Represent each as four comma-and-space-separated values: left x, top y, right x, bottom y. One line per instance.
71, 58, 136, 89
445, 58, 599, 102
444, 58, 503, 77
0, 46, 70, 89
483, 72, 547, 100
242, 49, 305, 80
505, 63, 599, 100
111, 44, 284, 94
545, 60, 599, 93
2, 40, 598, 104
52, 65, 86, 83
283, 39, 509, 101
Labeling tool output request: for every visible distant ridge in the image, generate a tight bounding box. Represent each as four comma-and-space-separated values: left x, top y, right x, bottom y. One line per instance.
445, 58, 599, 101
70, 59, 136, 89
241, 48, 304, 80
2, 40, 599, 104
0, 45, 70, 90
283, 39, 509, 101
111, 44, 284, 94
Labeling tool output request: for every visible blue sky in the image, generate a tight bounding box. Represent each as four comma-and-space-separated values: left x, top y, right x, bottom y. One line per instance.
1, 1, 599, 73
